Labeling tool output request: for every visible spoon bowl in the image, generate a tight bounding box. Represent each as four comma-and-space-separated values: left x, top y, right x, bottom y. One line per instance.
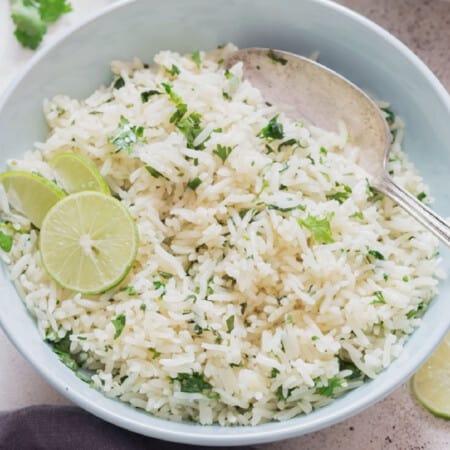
226, 48, 450, 246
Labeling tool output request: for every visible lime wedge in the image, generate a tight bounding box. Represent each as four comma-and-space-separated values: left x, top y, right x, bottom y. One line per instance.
40, 191, 138, 294
50, 152, 110, 194
411, 332, 450, 419
0, 171, 66, 228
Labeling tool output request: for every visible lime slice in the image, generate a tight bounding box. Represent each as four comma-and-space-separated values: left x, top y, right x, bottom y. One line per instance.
0, 171, 66, 228
49, 152, 110, 194
411, 332, 450, 419
40, 191, 138, 294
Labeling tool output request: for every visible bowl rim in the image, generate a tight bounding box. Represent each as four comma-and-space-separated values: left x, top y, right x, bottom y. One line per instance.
1, 0, 450, 446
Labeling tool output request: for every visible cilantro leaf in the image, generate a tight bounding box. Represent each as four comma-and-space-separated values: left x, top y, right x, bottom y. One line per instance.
298, 214, 334, 244
11, 0, 72, 50
187, 177, 202, 191
167, 64, 180, 76
381, 107, 395, 125
173, 372, 213, 393
11, 0, 47, 50
170, 103, 187, 124
269, 368, 280, 378
38, 0, 72, 23
146, 165, 167, 180
371, 291, 386, 304
213, 144, 233, 162
161, 82, 183, 104
226, 315, 235, 333
368, 249, 385, 260
326, 184, 352, 204
417, 192, 427, 202
109, 116, 144, 154
258, 115, 284, 140
113, 77, 125, 90
0, 231, 13, 252
141, 90, 162, 103
267, 49, 288, 65
176, 112, 205, 148
191, 50, 201, 68
112, 314, 126, 339
315, 375, 343, 397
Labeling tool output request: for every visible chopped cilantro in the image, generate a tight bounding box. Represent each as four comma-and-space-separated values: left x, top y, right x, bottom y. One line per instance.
326, 184, 352, 204
173, 371, 213, 394
240, 302, 247, 314
267, 49, 288, 65
320, 146, 328, 155
161, 82, 183, 104
226, 315, 235, 333
258, 115, 284, 140
311, 336, 319, 341
417, 192, 427, 202
298, 214, 334, 244
176, 112, 206, 149
406, 302, 425, 319
11, 0, 72, 50
112, 314, 126, 339
141, 90, 162, 103
191, 50, 201, 68
366, 180, 383, 202
402, 276, 409, 282
224, 69, 233, 80
109, 116, 144, 154
148, 347, 161, 359
153, 280, 166, 292
371, 291, 386, 304
222, 91, 232, 100
170, 103, 188, 124
268, 204, 305, 212
140, 303, 147, 311
275, 385, 295, 400
146, 165, 167, 180
167, 64, 180, 76
0, 231, 13, 252
350, 211, 364, 220
159, 271, 172, 279
315, 376, 343, 397
213, 144, 233, 162
193, 324, 204, 335
113, 77, 125, 90
269, 368, 280, 378
368, 249, 385, 260
187, 177, 202, 191
381, 107, 395, 125
339, 359, 363, 380
277, 138, 297, 151
121, 285, 137, 296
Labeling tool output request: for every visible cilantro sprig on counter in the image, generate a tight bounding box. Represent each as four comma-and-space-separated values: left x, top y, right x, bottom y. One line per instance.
11, 0, 72, 50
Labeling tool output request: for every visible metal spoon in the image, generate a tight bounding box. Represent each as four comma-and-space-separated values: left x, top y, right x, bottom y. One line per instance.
226, 48, 450, 246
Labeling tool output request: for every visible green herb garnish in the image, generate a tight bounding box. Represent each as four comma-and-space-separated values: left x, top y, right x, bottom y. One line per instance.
213, 144, 233, 162
371, 291, 386, 304
350, 211, 364, 220
112, 314, 126, 339
167, 64, 180, 76
368, 249, 385, 260
0, 231, 13, 252
113, 77, 125, 90
267, 49, 288, 65
109, 116, 144, 154
191, 50, 201, 68
406, 302, 425, 319
277, 138, 297, 151
148, 347, 161, 359
267, 204, 305, 212
146, 166, 167, 180
326, 184, 352, 204
226, 315, 235, 333
315, 375, 343, 397
381, 107, 395, 125
258, 115, 284, 140
170, 103, 188, 124
11, 0, 72, 50
187, 177, 202, 191
269, 368, 280, 378
141, 90, 162, 103
173, 371, 214, 394
298, 214, 334, 244
176, 112, 206, 149
161, 82, 183, 104
417, 192, 427, 202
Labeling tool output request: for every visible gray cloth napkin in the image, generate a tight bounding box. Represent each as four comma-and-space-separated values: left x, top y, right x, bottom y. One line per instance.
0, 405, 255, 450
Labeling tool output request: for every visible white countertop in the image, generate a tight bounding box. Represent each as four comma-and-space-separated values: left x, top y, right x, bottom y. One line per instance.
0, 2, 449, 448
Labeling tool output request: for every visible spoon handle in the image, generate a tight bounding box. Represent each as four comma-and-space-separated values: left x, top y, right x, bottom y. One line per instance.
378, 176, 450, 247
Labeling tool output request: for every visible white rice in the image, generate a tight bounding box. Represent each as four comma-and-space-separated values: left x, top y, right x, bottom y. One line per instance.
1, 44, 445, 425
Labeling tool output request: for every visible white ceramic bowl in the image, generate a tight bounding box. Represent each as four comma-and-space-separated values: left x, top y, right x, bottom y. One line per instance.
1, 0, 450, 446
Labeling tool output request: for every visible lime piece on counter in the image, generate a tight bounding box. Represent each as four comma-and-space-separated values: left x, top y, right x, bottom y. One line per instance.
0, 171, 66, 228
411, 332, 450, 419
40, 191, 138, 294
50, 152, 110, 194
